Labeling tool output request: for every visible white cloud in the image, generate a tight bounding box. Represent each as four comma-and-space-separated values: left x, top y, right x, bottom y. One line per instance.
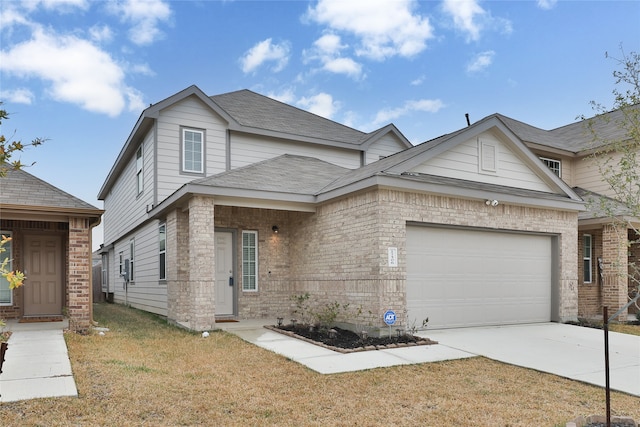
0, 28, 139, 117
304, 34, 364, 79
266, 88, 296, 105
297, 92, 339, 119
20, 0, 89, 13
411, 75, 425, 86
106, 0, 172, 46
442, 0, 512, 42
467, 50, 495, 73
373, 98, 444, 126
89, 24, 113, 43
537, 0, 558, 10
240, 38, 291, 74
2, 88, 35, 104
306, 0, 434, 60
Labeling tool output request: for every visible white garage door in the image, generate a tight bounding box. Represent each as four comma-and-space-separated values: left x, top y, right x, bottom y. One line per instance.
406, 226, 552, 329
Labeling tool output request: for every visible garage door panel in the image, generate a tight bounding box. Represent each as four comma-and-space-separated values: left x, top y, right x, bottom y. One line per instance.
407, 226, 552, 329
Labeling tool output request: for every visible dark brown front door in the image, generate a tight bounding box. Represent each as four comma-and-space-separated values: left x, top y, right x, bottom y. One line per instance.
24, 234, 63, 316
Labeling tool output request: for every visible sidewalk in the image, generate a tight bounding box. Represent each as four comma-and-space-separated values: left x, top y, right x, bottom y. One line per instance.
0, 319, 77, 403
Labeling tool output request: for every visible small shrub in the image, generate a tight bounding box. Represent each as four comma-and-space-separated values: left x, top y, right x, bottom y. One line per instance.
290, 293, 312, 325
312, 301, 349, 331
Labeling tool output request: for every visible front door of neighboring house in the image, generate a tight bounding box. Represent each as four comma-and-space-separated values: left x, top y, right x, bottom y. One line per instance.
215, 231, 234, 316
23, 234, 63, 316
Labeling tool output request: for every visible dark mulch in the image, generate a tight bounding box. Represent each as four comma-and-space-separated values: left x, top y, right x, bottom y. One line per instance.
269, 324, 436, 353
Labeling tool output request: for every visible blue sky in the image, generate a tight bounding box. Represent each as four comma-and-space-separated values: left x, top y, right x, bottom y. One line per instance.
1, 0, 639, 249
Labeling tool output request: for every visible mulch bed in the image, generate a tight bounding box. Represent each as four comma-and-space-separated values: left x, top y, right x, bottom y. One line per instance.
266, 324, 437, 354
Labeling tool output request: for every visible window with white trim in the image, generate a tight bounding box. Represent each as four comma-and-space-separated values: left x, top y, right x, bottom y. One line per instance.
159, 223, 166, 281
539, 157, 561, 178
182, 128, 204, 174
129, 239, 135, 282
119, 251, 123, 278
583, 234, 592, 283
0, 231, 13, 305
242, 231, 258, 291
136, 145, 143, 195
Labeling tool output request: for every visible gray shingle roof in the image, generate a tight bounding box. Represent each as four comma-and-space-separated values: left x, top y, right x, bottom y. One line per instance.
494, 107, 635, 154
573, 187, 636, 220
210, 90, 368, 145
191, 154, 351, 195
0, 168, 101, 212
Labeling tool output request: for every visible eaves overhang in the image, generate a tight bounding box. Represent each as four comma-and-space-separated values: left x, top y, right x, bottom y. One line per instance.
147, 183, 317, 220
227, 125, 366, 151
0, 203, 104, 226
316, 174, 586, 212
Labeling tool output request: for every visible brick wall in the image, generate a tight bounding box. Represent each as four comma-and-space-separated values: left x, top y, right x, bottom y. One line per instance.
164, 189, 579, 331
602, 224, 628, 320
165, 197, 217, 331
577, 230, 603, 317
68, 217, 92, 332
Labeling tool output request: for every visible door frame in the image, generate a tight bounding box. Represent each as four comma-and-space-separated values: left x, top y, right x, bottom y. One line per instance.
214, 228, 237, 317
22, 232, 65, 317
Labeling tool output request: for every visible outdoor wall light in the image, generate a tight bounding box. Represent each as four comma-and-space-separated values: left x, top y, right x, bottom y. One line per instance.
485, 199, 499, 207
272, 225, 279, 233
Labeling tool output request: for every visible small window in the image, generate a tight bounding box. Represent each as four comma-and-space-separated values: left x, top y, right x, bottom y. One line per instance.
129, 239, 135, 282
136, 146, 143, 195
583, 234, 592, 283
242, 231, 258, 291
0, 231, 13, 305
159, 223, 166, 281
182, 128, 204, 174
540, 157, 561, 178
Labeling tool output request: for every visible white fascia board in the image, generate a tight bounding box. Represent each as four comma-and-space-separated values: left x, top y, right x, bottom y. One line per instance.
317, 174, 585, 212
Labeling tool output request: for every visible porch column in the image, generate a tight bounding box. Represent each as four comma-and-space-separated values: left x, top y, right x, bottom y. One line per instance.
602, 223, 628, 320
187, 196, 216, 331
166, 208, 190, 326
68, 217, 91, 332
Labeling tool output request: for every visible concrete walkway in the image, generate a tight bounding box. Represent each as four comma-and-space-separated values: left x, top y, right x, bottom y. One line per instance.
221, 321, 640, 397
0, 319, 77, 403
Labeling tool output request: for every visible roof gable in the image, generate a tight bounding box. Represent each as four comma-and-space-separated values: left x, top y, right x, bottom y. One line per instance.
318, 116, 582, 206
1, 168, 102, 214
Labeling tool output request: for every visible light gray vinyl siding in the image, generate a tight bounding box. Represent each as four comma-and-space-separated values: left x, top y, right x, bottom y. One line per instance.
230, 133, 361, 169
409, 132, 554, 193
103, 131, 155, 244
573, 152, 625, 197
110, 221, 167, 316
365, 133, 408, 164
156, 96, 227, 203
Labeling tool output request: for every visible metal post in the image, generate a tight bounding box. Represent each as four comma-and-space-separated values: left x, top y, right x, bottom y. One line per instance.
603, 306, 610, 427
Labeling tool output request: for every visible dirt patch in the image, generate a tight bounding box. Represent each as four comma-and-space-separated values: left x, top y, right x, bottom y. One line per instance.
267, 324, 437, 353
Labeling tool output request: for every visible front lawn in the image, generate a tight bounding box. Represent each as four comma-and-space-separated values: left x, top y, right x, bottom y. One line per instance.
1, 303, 638, 426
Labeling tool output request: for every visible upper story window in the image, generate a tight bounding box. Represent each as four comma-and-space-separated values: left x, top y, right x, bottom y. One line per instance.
182, 128, 204, 174
136, 146, 143, 195
539, 157, 561, 178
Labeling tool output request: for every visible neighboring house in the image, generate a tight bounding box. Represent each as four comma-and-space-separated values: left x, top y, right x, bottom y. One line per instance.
98, 85, 587, 332
496, 110, 640, 319
0, 168, 103, 331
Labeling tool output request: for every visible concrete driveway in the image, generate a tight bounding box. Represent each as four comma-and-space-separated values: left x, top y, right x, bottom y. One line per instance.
420, 323, 640, 397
